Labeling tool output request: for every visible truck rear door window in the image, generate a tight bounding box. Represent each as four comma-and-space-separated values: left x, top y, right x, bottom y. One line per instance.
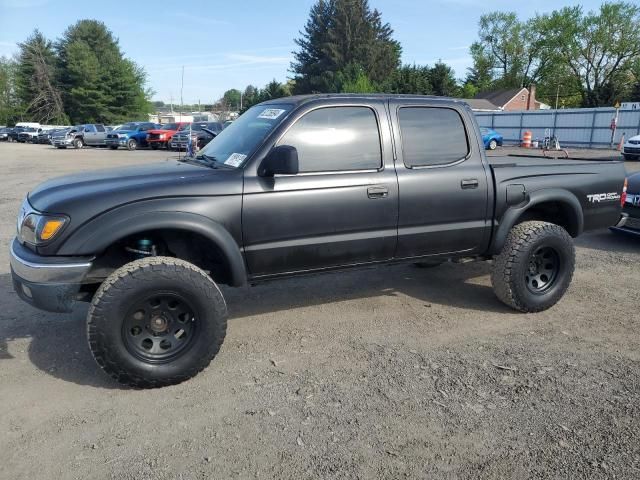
398, 107, 469, 167
279, 106, 382, 173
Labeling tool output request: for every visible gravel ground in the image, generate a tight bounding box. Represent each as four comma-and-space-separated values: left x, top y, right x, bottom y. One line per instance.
0, 142, 639, 480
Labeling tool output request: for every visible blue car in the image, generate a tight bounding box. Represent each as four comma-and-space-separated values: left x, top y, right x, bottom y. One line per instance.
480, 127, 503, 150
105, 122, 159, 151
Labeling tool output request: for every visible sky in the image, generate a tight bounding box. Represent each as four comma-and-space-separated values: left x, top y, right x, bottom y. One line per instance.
0, 0, 605, 104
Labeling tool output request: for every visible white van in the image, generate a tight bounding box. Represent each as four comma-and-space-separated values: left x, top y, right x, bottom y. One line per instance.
15, 122, 41, 129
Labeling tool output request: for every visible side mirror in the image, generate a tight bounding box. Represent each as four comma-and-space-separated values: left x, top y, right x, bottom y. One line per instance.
259, 145, 299, 177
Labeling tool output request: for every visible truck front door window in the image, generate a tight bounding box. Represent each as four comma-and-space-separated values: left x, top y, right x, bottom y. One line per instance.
278, 106, 382, 173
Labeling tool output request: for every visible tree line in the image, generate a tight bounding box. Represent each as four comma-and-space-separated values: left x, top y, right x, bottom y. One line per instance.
226, 0, 640, 111
0, 20, 151, 126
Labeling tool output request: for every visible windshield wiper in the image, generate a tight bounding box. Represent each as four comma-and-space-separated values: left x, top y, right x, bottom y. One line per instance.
196, 154, 235, 169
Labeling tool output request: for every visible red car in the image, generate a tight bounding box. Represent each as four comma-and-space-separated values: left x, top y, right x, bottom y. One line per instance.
146, 122, 188, 150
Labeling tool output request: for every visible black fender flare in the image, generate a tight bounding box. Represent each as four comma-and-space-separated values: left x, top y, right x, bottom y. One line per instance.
59, 210, 247, 286
489, 188, 584, 255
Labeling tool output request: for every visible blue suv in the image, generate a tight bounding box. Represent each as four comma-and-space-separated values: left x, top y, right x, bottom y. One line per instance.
105, 122, 159, 150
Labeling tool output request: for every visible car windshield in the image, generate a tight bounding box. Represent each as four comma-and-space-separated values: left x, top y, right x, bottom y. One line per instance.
198, 104, 293, 168
158, 123, 179, 130
24, 127, 37, 132
119, 123, 139, 131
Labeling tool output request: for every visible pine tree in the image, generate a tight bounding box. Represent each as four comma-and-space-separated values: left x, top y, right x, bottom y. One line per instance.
292, 0, 401, 93
15, 30, 66, 123
57, 20, 151, 123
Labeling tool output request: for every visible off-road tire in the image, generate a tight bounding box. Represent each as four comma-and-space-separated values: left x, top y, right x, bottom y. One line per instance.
127, 138, 137, 151
491, 221, 575, 312
87, 257, 228, 388
73, 137, 83, 149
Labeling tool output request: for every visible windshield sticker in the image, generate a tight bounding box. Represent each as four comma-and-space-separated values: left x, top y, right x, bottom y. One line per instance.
224, 153, 247, 167
257, 108, 286, 120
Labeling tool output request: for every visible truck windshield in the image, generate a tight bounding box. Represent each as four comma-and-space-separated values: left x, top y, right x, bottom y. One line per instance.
159, 123, 179, 130
119, 123, 138, 131
198, 104, 292, 168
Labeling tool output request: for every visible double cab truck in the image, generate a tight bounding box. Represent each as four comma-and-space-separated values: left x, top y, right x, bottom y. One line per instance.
169, 121, 223, 151
10, 94, 627, 388
17, 127, 43, 143
52, 124, 109, 148
146, 122, 188, 150
105, 122, 158, 150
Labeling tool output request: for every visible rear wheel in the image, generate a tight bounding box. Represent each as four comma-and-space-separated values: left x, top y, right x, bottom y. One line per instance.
87, 257, 228, 388
491, 221, 575, 312
488, 139, 498, 150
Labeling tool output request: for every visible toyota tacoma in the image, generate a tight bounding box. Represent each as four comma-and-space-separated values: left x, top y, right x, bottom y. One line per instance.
10, 94, 627, 388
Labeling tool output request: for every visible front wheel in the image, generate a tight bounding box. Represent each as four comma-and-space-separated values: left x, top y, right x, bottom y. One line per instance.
73, 137, 83, 149
126, 138, 137, 151
488, 139, 498, 150
491, 221, 575, 312
87, 257, 228, 388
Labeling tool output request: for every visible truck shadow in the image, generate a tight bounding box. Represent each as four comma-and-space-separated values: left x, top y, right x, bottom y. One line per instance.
0, 261, 510, 388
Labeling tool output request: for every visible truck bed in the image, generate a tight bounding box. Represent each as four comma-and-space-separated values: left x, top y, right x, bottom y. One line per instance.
488, 154, 623, 168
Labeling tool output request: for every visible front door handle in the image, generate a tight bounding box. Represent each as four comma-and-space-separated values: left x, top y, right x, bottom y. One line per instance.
367, 186, 389, 199
461, 179, 479, 189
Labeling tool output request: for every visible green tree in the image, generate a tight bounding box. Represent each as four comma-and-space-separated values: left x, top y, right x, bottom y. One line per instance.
338, 64, 376, 93
15, 30, 66, 123
465, 42, 494, 92
222, 88, 242, 110
0, 56, 19, 125
381, 64, 432, 94
536, 2, 640, 107
292, 0, 401, 93
57, 19, 151, 123
429, 61, 458, 97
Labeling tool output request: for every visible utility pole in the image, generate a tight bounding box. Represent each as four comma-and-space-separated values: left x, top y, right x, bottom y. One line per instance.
555, 84, 560, 110
240, 91, 243, 111
180, 66, 184, 115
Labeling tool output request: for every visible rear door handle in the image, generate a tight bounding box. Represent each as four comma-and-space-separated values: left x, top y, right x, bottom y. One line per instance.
461, 179, 479, 189
367, 186, 389, 199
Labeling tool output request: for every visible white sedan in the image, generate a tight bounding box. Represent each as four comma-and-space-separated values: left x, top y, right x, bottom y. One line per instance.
622, 134, 640, 160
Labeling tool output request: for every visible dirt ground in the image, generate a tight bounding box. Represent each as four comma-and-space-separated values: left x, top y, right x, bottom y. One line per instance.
0, 142, 639, 480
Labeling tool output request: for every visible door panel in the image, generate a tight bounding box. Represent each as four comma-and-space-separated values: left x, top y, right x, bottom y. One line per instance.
390, 101, 491, 258
242, 101, 398, 277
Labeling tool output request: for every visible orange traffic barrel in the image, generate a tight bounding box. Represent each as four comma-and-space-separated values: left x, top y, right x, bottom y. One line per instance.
522, 131, 532, 148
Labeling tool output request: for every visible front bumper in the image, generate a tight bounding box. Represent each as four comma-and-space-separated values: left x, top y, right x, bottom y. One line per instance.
105, 138, 128, 147
52, 138, 74, 147
10, 238, 94, 313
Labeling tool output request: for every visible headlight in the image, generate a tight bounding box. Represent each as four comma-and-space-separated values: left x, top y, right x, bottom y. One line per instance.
19, 211, 68, 245
158, 134, 166, 140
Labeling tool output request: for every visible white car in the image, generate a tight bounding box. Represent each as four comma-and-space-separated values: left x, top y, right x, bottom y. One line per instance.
622, 134, 640, 160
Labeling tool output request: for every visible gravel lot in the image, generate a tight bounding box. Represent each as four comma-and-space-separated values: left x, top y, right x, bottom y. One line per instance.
1, 142, 639, 480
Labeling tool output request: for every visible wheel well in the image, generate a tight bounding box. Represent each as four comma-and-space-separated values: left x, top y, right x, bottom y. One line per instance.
517, 201, 579, 237
89, 229, 234, 285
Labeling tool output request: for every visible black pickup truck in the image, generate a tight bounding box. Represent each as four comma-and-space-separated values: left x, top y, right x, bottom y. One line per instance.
10, 94, 627, 388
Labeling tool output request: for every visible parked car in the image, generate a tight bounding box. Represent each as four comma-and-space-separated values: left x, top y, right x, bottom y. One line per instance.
17, 127, 43, 143
7, 126, 25, 142
52, 124, 108, 149
0, 127, 10, 141
39, 128, 68, 144
10, 94, 627, 388
105, 122, 158, 150
622, 134, 640, 160
610, 173, 639, 236
146, 122, 187, 150
480, 127, 503, 150
169, 122, 223, 151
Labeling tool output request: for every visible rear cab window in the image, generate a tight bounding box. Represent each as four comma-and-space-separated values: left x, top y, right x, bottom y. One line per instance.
398, 107, 469, 167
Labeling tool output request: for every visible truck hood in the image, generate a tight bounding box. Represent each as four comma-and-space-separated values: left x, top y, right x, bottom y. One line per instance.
28, 160, 243, 217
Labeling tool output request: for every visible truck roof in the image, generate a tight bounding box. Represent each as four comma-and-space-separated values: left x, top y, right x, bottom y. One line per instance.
259, 93, 471, 108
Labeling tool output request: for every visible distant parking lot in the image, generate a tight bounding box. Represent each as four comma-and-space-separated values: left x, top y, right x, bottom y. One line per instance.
1, 142, 639, 479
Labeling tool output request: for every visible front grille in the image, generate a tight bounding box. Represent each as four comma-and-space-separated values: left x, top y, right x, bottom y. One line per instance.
148, 133, 161, 141
106, 134, 119, 139
625, 147, 640, 154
